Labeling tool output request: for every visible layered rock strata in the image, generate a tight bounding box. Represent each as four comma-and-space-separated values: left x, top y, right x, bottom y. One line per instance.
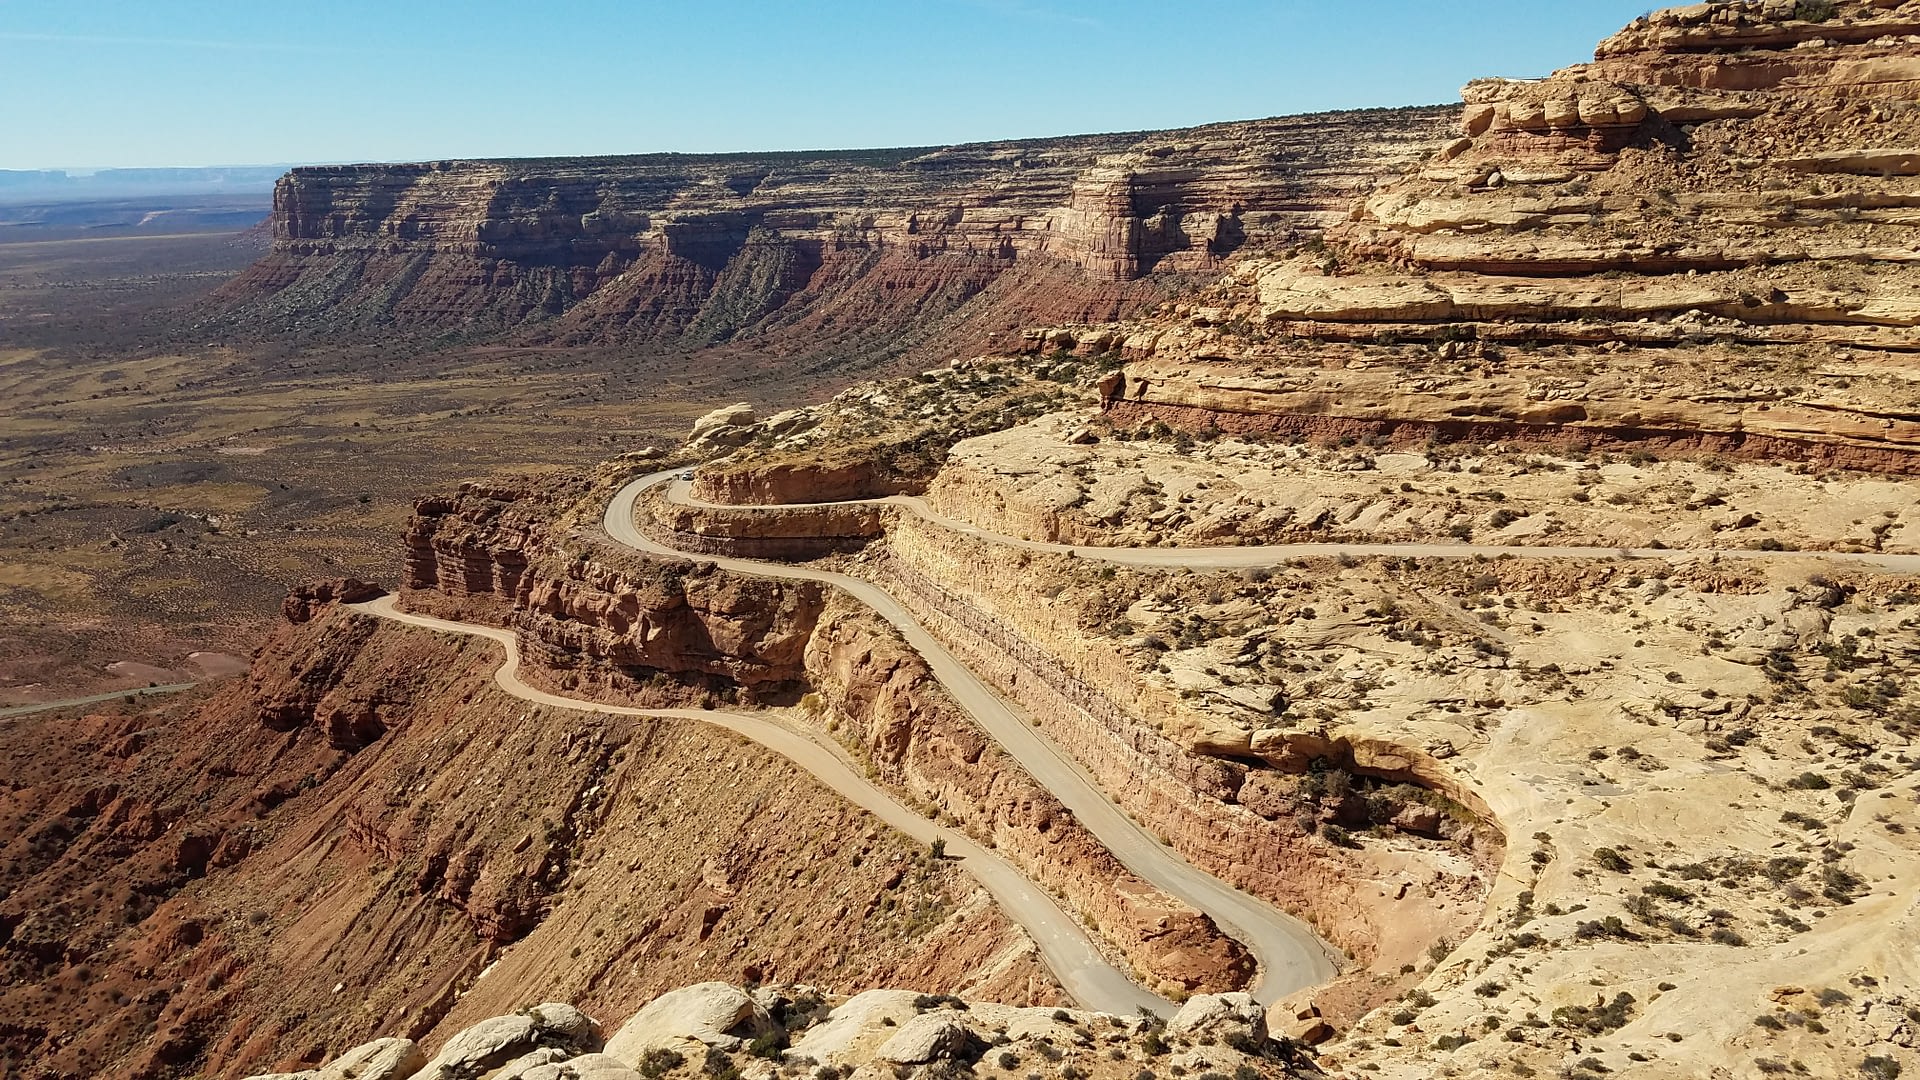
216, 109, 1455, 354
805, 595, 1255, 997
396, 482, 1254, 998
1056, 0, 1920, 467
0, 597, 1038, 1079
871, 522, 1500, 1023
405, 480, 824, 703
644, 486, 887, 560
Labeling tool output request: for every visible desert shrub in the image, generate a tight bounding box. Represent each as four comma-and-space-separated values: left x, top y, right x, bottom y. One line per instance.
1574, 916, 1631, 941
638, 1049, 686, 1079
1553, 992, 1636, 1034
702, 1047, 740, 1080
1593, 847, 1632, 873
1861, 1055, 1903, 1079
1796, 0, 1837, 21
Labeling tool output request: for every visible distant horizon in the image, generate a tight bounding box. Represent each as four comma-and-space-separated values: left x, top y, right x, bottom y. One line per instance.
3, 0, 1651, 171
11, 99, 1457, 174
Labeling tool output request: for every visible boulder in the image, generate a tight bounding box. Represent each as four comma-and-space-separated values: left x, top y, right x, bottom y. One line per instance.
691, 403, 757, 435
875, 1014, 973, 1064
526, 1003, 598, 1044
1391, 804, 1446, 838
683, 401, 756, 447
480, 1047, 571, 1079
784, 990, 922, 1065
604, 983, 770, 1060
518, 1055, 644, 1080
1265, 991, 1335, 1047
1166, 992, 1268, 1043
409, 1015, 537, 1079
316, 1038, 426, 1080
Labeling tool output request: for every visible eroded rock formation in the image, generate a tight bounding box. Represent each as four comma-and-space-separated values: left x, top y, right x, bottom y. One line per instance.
214, 109, 1454, 359
0, 592, 1042, 1079
1071, 0, 1920, 467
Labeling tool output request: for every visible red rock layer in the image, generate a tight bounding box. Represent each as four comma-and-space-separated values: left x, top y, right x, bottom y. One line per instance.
213, 109, 1455, 352
804, 596, 1255, 998
398, 481, 1255, 997
404, 480, 824, 700
0, 596, 1048, 1080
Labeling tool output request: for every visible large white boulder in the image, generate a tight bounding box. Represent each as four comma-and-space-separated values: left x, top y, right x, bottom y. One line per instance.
517, 1054, 644, 1080
875, 1013, 972, 1064
783, 990, 922, 1065
604, 983, 770, 1061
316, 1038, 426, 1080
409, 1015, 537, 1079
689, 403, 758, 443
1166, 992, 1267, 1042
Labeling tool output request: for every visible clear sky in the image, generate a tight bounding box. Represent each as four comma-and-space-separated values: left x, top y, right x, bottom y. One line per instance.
2, 1, 1654, 169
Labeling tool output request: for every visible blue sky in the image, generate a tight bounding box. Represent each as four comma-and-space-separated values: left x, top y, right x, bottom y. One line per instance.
2, 1, 1653, 168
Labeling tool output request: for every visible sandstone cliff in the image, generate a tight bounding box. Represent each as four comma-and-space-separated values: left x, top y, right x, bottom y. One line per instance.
1064, 0, 1920, 468
398, 477, 1261, 1000
213, 109, 1454, 361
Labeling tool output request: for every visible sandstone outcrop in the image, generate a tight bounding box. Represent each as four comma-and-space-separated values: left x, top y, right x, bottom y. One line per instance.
602, 983, 767, 1056
403, 479, 824, 702
213, 109, 1454, 360
283, 578, 384, 623
251, 985, 1313, 1080
1061, 0, 1920, 468
803, 596, 1257, 998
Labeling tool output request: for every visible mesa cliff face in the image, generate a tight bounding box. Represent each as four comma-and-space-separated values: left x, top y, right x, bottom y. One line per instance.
1075, 0, 1920, 467
214, 110, 1454, 355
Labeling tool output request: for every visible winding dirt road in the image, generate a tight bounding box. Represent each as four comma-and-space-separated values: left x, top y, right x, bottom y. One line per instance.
609, 472, 1342, 1004
349, 594, 1170, 1015
0, 682, 197, 719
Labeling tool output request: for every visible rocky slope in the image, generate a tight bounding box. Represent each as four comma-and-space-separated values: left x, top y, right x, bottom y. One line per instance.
212, 109, 1454, 363
239, 981, 1314, 1080
398, 470, 1262, 1001
0, 593, 1045, 1080
1067, 0, 1920, 469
